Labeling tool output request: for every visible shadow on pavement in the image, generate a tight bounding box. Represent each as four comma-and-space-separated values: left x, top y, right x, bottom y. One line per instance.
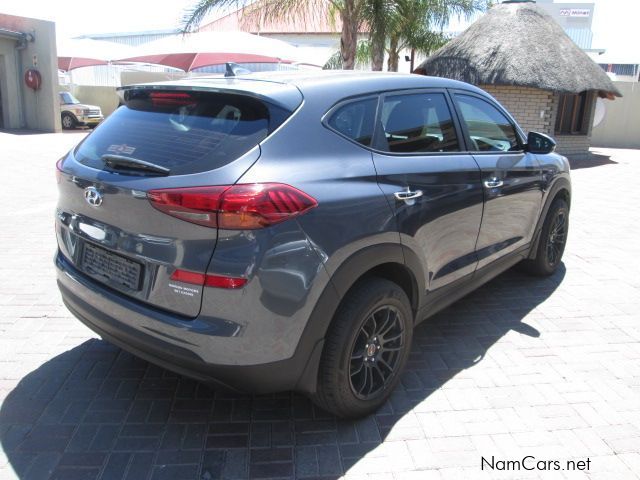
0, 129, 88, 136
0, 265, 565, 479
0, 129, 56, 136
569, 152, 617, 170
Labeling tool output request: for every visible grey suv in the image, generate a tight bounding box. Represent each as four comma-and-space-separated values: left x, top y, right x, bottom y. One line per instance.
55, 71, 570, 418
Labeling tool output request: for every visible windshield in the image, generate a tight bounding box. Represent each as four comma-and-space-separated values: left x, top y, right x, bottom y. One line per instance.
60, 92, 80, 105
74, 90, 289, 176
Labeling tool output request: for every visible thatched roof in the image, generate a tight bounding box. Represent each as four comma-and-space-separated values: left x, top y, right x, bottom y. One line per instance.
415, 1, 621, 98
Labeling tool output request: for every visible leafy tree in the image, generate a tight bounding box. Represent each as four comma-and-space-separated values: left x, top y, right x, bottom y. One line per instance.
365, 0, 489, 71
360, 0, 396, 70
323, 40, 371, 69
182, 0, 367, 69
182, 0, 489, 72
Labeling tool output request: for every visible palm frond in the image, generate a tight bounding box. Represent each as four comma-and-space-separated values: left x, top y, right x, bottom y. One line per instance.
323, 39, 372, 69
182, 0, 328, 34
181, 0, 250, 33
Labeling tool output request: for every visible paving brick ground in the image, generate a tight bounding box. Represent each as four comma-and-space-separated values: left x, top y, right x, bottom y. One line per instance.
0, 130, 638, 480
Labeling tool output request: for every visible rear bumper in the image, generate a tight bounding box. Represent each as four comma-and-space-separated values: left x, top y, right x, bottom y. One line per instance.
56, 252, 321, 394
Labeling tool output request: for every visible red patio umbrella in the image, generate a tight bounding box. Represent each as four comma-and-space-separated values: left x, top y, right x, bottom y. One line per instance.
57, 38, 134, 71
119, 52, 288, 72
115, 32, 302, 71
58, 57, 108, 71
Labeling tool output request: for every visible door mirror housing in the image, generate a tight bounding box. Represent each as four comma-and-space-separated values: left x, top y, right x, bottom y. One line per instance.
526, 131, 556, 154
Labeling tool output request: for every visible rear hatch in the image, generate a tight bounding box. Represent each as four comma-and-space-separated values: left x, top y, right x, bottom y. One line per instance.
55, 83, 300, 317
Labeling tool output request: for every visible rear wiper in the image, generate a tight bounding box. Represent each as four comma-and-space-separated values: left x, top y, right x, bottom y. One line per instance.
101, 154, 170, 176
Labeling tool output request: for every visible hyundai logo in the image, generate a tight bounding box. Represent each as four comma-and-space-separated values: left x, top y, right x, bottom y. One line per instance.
84, 186, 103, 207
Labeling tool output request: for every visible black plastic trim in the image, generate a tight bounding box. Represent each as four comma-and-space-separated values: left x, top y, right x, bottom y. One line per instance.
528, 177, 571, 260
418, 244, 530, 323
290, 243, 426, 393
59, 277, 319, 394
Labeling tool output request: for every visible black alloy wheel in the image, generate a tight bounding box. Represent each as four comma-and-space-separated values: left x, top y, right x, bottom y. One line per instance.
520, 197, 569, 276
546, 209, 567, 267
313, 277, 413, 418
349, 305, 405, 400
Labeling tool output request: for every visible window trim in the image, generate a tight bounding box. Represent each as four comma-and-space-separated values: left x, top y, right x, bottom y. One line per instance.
322, 87, 527, 158
321, 94, 381, 149
449, 90, 527, 155
322, 88, 468, 158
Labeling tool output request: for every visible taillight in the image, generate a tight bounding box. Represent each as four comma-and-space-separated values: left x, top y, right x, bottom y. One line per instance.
147, 186, 227, 228
147, 183, 317, 229
170, 269, 247, 289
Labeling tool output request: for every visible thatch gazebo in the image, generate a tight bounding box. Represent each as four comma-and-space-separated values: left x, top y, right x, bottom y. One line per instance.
414, 0, 621, 160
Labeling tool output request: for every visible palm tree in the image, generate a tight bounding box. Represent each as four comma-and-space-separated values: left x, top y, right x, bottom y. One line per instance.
182, 0, 368, 69
364, 0, 489, 72
360, 0, 396, 71
323, 39, 372, 69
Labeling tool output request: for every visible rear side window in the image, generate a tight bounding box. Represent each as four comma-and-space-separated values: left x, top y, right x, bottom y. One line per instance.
326, 98, 377, 146
74, 90, 289, 175
379, 92, 459, 153
454, 94, 520, 152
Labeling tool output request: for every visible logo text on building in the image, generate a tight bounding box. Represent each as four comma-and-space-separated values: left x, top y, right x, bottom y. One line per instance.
559, 8, 591, 17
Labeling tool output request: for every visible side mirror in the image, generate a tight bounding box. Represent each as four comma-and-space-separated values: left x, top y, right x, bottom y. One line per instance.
526, 131, 556, 154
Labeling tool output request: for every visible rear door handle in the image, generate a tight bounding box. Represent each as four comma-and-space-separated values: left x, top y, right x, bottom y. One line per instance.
483, 177, 504, 189
394, 188, 423, 206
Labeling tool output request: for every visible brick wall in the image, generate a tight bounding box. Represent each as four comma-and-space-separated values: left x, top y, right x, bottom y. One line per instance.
553, 134, 592, 159
480, 85, 593, 160
550, 92, 597, 161
480, 85, 555, 135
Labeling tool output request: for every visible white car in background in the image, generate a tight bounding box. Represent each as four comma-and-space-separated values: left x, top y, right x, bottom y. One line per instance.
59, 92, 103, 129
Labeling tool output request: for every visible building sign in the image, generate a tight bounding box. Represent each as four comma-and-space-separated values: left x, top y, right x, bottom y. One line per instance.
559, 8, 591, 17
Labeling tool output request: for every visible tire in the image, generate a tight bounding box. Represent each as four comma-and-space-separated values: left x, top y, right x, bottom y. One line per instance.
520, 198, 569, 276
313, 277, 413, 418
61, 113, 76, 130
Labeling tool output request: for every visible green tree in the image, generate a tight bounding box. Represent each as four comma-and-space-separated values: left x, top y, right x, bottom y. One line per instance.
182, 0, 368, 69
365, 0, 489, 72
323, 39, 371, 69
360, 0, 396, 70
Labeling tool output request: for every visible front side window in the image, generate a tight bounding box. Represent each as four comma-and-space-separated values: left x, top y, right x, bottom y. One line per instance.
454, 94, 520, 152
379, 92, 459, 153
326, 98, 377, 146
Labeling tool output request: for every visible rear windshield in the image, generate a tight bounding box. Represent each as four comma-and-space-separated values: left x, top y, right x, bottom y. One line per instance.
74, 90, 289, 175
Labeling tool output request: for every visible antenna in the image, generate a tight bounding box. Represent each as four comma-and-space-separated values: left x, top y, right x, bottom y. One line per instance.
225, 62, 251, 77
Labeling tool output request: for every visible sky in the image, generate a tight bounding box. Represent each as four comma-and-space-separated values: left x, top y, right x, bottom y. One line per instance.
3, 0, 195, 38
2, 0, 639, 60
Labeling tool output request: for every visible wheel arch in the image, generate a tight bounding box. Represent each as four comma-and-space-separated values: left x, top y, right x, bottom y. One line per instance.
529, 176, 571, 260
61, 110, 78, 126
294, 243, 426, 394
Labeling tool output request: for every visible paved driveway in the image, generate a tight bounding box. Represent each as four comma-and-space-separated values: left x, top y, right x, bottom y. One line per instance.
0, 131, 638, 480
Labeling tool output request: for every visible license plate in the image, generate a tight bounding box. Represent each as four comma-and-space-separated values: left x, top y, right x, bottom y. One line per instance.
81, 243, 142, 290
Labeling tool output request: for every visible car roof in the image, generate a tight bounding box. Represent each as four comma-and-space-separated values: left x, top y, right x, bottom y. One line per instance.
120, 70, 487, 111
244, 70, 480, 91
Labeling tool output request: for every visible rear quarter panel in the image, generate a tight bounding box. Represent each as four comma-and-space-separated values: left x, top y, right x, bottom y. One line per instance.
203, 92, 402, 362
